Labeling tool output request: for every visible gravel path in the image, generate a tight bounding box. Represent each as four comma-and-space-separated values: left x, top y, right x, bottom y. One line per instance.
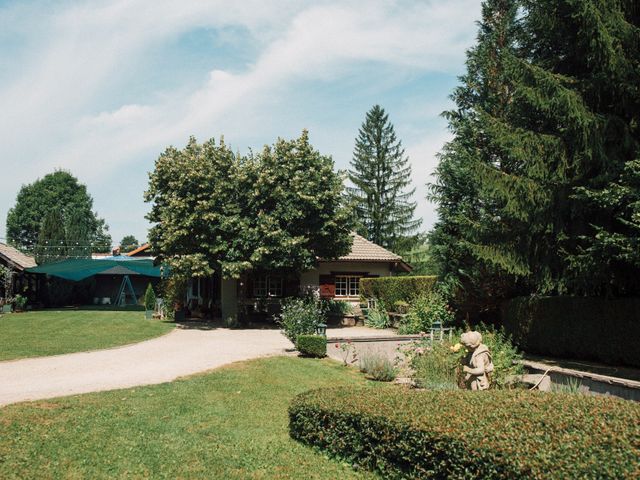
0, 326, 292, 407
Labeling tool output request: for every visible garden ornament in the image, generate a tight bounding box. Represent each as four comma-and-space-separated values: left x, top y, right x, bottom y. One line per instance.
460, 331, 494, 391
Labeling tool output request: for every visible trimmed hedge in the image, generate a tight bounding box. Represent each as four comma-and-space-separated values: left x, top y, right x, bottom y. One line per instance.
502, 296, 640, 367
290, 387, 640, 479
296, 334, 326, 358
360, 276, 437, 307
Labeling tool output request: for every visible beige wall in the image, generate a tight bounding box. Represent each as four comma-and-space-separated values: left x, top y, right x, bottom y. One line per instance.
300, 261, 394, 293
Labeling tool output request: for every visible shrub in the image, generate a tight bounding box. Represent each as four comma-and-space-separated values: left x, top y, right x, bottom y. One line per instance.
360, 276, 437, 307
289, 387, 640, 480
502, 296, 640, 367
364, 303, 390, 329
404, 327, 523, 390
397, 291, 455, 334
406, 340, 458, 390
13, 294, 27, 311
143, 283, 156, 311
278, 297, 322, 344
358, 351, 396, 381
296, 335, 327, 358
321, 299, 354, 317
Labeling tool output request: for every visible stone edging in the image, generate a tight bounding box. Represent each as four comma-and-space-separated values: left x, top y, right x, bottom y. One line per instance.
521, 359, 640, 390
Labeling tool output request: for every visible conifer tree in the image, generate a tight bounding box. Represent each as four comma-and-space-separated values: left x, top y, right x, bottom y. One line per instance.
430, 0, 640, 302
348, 105, 421, 250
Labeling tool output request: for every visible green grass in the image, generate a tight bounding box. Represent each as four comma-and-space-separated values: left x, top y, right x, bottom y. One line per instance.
0, 310, 174, 361
0, 357, 381, 479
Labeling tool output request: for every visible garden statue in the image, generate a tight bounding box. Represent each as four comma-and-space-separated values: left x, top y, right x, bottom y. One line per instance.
460, 331, 494, 391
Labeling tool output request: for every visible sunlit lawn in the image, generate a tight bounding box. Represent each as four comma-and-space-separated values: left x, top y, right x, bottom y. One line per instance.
0, 356, 381, 479
0, 309, 174, 361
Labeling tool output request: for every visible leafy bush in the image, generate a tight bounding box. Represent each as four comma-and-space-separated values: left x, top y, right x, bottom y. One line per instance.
358, 351, 396, 381
502, 296, 640, 367
290, 387, 640, 479
397, 291, 455, 334
296, 334, 327, 358
406, 340, 458, 390
364, 303, 390, 329
143, 283, 156, 311
278, 297, 322, 344
360, 276, 437, 307
321, 299, 354, 317
13, 294, 27, 311
404, 327, 523, 390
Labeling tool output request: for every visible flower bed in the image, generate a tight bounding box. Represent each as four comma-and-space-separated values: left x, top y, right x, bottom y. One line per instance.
289, 387, 639, 479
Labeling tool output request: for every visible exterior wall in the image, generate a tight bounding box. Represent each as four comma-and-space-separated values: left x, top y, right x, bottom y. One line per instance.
300, 261, 394, 292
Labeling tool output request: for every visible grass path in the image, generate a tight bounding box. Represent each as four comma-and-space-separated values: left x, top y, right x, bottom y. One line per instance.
0, 356, 381, 479
0, 310, 174, 361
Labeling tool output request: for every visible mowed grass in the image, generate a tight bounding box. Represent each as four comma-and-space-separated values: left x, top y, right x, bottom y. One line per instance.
0, 356, 381, 479
0, 309, 174, 361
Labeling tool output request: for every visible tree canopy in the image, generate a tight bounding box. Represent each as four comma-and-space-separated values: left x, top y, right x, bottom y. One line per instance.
120, 235, 140, 253
429, 0, 640, 306
145, 131, 353, 278
348, 105, 421, 251
6, 170, 112, 259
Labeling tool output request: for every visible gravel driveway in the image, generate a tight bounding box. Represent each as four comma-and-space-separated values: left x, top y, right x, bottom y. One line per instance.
0, 326, 292, 407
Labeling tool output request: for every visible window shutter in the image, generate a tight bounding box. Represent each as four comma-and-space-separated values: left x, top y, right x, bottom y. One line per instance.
319, 274, 335, 299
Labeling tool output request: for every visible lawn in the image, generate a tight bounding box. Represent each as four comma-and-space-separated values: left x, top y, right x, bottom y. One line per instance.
0, 356, 381, 479
0, 309, 174, 361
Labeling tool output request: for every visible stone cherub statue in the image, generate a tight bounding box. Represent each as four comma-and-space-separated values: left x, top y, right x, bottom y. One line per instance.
460, 331, 494, 391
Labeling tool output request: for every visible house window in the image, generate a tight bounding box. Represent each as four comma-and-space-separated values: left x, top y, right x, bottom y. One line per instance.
253, 274, 283, 298
335, 275, 360, 297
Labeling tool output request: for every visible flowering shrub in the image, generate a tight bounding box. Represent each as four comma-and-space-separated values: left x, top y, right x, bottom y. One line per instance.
278, 297, 322, 344
334, 341, 358, 366
403, 327, 523, 390
290, 387, 640, 479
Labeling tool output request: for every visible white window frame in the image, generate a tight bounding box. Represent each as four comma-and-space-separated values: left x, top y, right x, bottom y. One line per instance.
335, 275, 360, 297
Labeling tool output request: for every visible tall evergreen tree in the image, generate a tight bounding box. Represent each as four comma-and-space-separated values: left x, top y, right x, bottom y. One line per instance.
430, 0, 640, 304
348, 105, 421, 250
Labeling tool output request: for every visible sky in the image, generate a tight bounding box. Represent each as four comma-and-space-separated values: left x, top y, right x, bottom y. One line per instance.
0, 0, 482, 247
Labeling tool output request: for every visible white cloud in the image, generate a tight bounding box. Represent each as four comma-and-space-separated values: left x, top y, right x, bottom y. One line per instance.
0, 0, 480, 242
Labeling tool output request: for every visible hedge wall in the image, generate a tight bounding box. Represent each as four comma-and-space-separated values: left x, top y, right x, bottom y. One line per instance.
360, 276, 437, 307
502, 296, 640, 367
290, 387, 639, 479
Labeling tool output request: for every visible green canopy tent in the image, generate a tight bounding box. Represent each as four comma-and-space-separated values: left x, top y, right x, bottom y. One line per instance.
27, 258, 165, 306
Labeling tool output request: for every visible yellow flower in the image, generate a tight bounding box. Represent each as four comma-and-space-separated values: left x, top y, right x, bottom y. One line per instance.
450, 343, 463, 353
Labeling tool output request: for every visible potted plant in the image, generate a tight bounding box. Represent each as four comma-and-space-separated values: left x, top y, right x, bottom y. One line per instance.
144, 283, 156, 319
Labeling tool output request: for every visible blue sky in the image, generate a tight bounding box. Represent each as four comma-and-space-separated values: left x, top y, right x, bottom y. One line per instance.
0, 0, 482, 247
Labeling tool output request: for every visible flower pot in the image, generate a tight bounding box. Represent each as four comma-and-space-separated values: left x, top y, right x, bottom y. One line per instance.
145, 310, 154, 319
1, 305, 12, 313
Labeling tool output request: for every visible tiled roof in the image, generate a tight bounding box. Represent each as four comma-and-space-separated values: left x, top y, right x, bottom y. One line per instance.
127, 243, 151, 257
338, 233, 402, 262
0, 243, 37, 271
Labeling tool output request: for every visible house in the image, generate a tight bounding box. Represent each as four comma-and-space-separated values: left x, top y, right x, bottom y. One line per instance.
186, 233, 411, 320
0, 242, 38, 304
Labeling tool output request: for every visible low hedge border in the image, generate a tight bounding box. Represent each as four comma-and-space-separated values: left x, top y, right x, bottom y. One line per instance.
360, 276, 437, 307
502, 296, 640, 367
296, 334, 326, 358
289, 387, 639, 479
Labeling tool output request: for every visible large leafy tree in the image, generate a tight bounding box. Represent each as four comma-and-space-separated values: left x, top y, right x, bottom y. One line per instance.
145, 131, 353, 278
119, 235, 140, 253
348, 105, 421, 250
6, 170, 112, 255
430, 0, 640, 304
